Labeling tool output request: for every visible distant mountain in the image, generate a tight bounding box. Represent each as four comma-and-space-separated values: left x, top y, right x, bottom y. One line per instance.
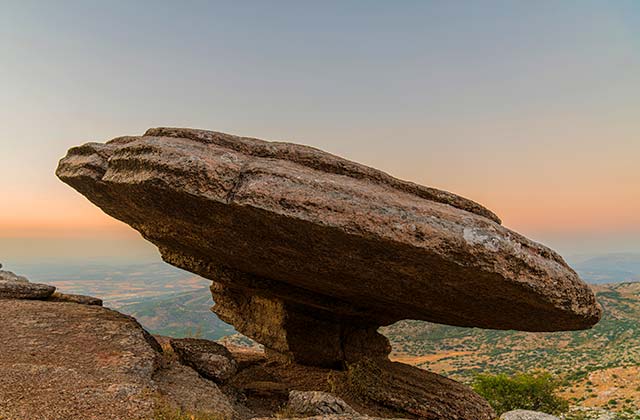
569, 253, 640, 284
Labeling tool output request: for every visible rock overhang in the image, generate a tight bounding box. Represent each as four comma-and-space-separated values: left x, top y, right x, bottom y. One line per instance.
56, 127, 602, 347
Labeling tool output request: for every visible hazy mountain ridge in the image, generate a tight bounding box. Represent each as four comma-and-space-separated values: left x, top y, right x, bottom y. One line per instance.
568, 253, 640, 284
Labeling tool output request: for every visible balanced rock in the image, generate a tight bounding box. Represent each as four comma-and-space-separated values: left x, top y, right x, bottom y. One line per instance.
170, 337, 238, 383
56, 127, 601, 420
57, 127, 601, 366
0, 281, 55, 300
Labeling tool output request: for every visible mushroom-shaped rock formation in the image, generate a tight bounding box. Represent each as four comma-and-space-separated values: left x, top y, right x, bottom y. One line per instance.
57, 128, 602, 420
56, 127, 601, 368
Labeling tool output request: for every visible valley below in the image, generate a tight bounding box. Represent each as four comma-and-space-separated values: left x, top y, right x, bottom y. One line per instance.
12, 255, 640, 416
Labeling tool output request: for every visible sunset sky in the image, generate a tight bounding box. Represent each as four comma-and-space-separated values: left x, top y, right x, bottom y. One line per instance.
1, 1, 638, 264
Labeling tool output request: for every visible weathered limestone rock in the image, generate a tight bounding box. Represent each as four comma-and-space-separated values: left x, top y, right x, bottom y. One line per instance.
0, 299, 237, 420
56, 127, 601, 420
254, 416, 407, 420
154, 362, 238, 419
0, 281, 55, 300
0, 264, 29, 283
56, 127, 601, 367
0, 300, 161, 419
210, 279, 391, 367
500, 410, 560, 420
336, 358, 495, 420
288, 390, 357, 416
47, 291, 104, 306
226, 349, 495, 420
170, 337, 238, 383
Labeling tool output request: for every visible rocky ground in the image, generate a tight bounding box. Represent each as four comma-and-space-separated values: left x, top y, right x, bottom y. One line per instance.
0, 298, 487, 420
0, 267, 494, 420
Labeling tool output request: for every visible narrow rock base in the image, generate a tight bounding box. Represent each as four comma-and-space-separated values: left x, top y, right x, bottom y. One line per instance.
210, 280, 391, 368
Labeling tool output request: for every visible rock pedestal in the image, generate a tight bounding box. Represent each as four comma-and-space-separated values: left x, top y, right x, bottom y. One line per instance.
208, 276, 391, 368
56, 127, 603, 420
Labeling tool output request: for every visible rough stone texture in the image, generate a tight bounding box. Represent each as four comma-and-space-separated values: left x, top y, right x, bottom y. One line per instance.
210, 280, 391, 367
288, 390, 357, 416
0, 266, 30, 283
226, 348, 494, 420
170, 337, 238, 383
0, 299, 237, 420
0, 281, 55, 299
154, 362, 238, 419
56, 127, 601, 368
339, 359, 495, 420
0, 300, 161, 420
47, 291, 103, 306
500, 410, 560, 420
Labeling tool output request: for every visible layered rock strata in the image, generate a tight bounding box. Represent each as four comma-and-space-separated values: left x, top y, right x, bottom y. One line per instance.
56, 127, 603, 420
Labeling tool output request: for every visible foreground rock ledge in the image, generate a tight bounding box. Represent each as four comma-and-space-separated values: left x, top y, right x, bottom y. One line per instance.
0, 300, 237, 420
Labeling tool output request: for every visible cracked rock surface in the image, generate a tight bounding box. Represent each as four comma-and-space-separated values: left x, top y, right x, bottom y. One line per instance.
57, 127, 601, 362
0, 300, 160, 420
170, 337, 238, 383
56, 127, 602, 420
0, 299, 237, 420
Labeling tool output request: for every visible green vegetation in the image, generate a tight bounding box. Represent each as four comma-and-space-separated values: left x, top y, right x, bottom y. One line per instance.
472, 372, 569, 416
382, 283, 640, 393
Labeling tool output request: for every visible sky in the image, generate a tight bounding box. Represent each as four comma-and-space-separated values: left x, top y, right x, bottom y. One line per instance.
0, 0, 639, 265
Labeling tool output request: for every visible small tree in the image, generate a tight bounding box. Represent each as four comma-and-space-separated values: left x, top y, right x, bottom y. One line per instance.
472, 372, 569, 416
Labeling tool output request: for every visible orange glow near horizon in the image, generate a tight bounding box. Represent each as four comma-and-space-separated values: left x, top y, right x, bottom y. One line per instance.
1, 180, 638, 240
1, 0, 638, 257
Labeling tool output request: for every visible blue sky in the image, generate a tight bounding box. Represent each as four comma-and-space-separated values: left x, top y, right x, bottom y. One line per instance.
0, 0, 638, 264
